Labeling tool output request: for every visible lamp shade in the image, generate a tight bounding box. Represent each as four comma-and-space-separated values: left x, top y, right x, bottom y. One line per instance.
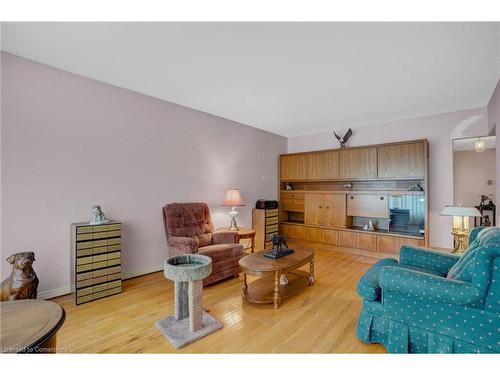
222, 189, 245, 206
439, 206, 482, 217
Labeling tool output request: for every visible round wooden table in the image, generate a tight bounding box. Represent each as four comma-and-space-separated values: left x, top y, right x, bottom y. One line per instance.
238, 248, 314, 308
0, 300, 66, 353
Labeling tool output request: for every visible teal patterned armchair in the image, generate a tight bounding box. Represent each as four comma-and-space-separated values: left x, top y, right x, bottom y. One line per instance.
356, 226, 500, 353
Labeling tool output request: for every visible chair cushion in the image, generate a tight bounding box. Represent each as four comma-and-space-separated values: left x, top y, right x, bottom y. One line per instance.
357, 258, 445, 301
198, 243, 243, 262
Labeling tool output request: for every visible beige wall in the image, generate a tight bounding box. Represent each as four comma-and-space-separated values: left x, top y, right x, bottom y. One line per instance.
453, 149, 496, 207
1, 53, 287, 297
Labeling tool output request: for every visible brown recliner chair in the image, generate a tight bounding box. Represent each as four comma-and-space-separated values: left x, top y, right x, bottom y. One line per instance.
162, 202, 244, 286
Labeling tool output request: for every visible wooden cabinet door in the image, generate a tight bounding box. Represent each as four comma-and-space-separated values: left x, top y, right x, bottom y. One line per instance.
324, 194, 348, 228
338, 231, 357, 248
305, 194, 325, 226
347, 194, 389, 218
377, 142, 425, 178
357, 233, 377, 251
280, 154, 308, 180
307, 151, 340, 180
339, 148, 377, 179
322, 229, 339, 245
377, 235, 424, 254
280, 224, 306, 240
376, 235, 400, 254
306, 227, 323, 242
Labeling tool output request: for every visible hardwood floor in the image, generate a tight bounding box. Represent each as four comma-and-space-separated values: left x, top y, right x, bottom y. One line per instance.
51, 243, 386, 353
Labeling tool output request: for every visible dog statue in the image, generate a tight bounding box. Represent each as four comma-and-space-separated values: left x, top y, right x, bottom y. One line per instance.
0, 252, 39, 301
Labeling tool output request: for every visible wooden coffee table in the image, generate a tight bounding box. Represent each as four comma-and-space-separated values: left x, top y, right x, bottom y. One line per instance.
238, 248, 314, 308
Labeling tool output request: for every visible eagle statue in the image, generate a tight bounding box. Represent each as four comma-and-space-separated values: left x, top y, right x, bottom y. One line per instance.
333, 128, 353, 148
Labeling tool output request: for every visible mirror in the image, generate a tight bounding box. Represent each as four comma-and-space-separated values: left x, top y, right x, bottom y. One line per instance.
453, 135, 496, 227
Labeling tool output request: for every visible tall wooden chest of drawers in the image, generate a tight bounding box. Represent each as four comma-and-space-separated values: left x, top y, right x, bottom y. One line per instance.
71, 221, 122, 305
252, 208, 279, 250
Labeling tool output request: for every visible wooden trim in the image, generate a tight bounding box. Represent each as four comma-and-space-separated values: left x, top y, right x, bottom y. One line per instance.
280, 139, 428, 157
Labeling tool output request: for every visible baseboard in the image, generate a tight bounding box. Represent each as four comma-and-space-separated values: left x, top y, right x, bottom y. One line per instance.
122, 265, 163, 280
38, 264, 164, 300
38, 285, 72, 300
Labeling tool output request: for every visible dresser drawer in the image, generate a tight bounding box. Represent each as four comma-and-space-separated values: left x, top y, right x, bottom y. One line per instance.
77, 248, 93, 257
92, 283, 108, 293
107, 286, 122, 296
92, 225, 109, 233
76, 233, 93, 241
281, 192, 305, 200
265, 216, 279, 225
92, 231, 110, 239
265, 209, 279, 218
107, 280, 122, 289
107, 244, 121, 252
107, 258, 121, 267
107, 251, 121, 260
92, 246, 108, 255
93, 290, 108, 299
76, 271, 93, 281
77, 226, 93, 234
107, 229, 121, 237
76, 294, 93, 305
266, 224, 279, 234
76, 278, 94, 289
107, 272, 121, 281
76, 286, 93, 297
107, 266, 122, 275
76, 239, 108, 250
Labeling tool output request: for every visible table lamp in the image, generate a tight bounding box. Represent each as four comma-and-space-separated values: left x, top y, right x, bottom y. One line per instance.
222, 189, 245, 231
439, 206, 482, 253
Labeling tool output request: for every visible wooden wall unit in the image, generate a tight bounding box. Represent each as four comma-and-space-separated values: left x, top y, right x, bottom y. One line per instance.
279, 139, 429, 257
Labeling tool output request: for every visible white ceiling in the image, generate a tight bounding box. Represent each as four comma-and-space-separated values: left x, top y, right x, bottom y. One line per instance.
1, 22, 499, 137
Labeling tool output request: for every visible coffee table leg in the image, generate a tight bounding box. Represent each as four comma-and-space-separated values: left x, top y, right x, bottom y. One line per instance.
273, 271, 281, 309
308, 257, 315, 286
241, 272, 248, 294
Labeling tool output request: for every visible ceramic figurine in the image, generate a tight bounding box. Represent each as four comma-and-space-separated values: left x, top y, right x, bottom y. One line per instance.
91, 205, 109, 225
1, 252, 39, 301
368, 220, 375, 231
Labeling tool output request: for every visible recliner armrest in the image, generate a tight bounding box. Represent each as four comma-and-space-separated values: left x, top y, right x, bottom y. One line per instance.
399, 245, 460, 276
379, 266, 483, 307
213, 230, 238, 244
167, 236, 198, 254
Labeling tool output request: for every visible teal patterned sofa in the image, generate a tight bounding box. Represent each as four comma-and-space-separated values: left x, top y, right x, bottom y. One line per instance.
356, 226, 500, 353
